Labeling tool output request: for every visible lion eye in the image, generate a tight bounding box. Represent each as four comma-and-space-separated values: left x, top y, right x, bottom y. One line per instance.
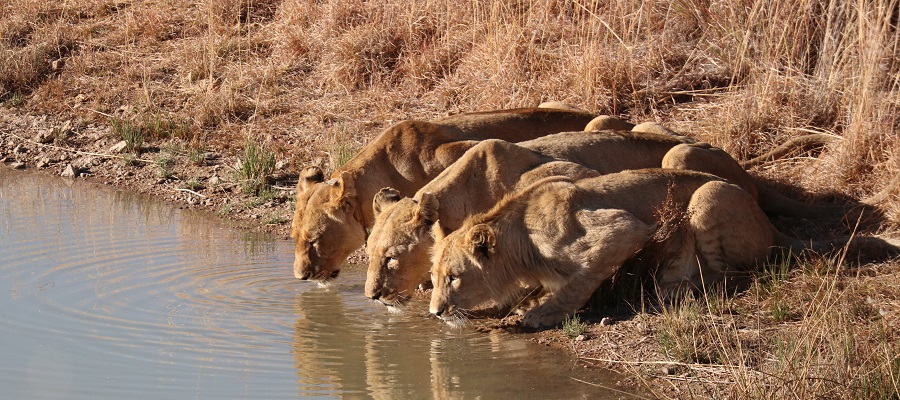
383, 257, 396, 268
448, 275, 458, 283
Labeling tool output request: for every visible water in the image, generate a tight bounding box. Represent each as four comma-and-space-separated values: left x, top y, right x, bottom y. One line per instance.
0, 167, 635, 399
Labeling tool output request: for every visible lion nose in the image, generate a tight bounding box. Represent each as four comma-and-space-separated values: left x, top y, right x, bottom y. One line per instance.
368, 291, 381, 300
296, 270, 311, 280
433, 306, 445, 317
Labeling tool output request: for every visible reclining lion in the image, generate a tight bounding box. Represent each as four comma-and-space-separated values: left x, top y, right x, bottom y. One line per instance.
364, 129, 843, 306
290, 107, 598, 282
428, 169, 898, 328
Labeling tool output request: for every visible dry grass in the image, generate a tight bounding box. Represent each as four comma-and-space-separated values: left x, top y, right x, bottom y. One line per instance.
646, 255, 900, 399
2, 0, 899, 397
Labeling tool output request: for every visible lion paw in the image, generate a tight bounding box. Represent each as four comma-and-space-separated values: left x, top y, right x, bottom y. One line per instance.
522, 307, 569, 328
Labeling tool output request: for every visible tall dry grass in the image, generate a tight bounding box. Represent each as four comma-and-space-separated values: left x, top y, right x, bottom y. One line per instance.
2, 0, 895, 198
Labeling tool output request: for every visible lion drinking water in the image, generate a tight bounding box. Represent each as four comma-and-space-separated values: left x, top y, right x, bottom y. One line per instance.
428, 169, 897, 328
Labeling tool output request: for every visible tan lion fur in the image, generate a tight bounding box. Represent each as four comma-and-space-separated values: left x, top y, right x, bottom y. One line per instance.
427, 169, 898, 328
291, 107, 597, 282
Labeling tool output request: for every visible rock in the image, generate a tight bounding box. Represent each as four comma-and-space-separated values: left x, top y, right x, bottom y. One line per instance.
61, 164, 79, 177
109, 141, 128, 153
661, 365, 678, 375
13, 144, 26, 153
208, 176, 222, 186
51, 58, 64, 70
73, 157, 94, 170
10, 162, 25, 170
34, 129, 54, 144
600, 317, 614, 326
574, 334, 589, 342
35, 157, 50, 168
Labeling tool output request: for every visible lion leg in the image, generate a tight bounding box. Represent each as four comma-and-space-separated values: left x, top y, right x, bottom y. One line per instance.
659, 181, 775, 295
523, 209, 654, 328
662, 143, 759, 199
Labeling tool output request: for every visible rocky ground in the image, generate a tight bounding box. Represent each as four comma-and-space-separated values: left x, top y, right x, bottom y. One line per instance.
0, 107, 297, 239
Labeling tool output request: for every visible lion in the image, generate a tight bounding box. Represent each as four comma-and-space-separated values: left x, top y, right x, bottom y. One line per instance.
291, 107, 597, 282
364, 128, 839, 306
428, 169, 898, 328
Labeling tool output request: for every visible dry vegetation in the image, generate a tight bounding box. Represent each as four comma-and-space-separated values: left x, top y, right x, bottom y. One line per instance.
1, 0, 899, 398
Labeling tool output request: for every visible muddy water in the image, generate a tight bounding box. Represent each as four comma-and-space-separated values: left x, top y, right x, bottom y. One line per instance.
0, 167, 635, 399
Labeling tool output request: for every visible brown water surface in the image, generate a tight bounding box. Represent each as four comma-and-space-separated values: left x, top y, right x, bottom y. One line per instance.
0, 167, 635, 399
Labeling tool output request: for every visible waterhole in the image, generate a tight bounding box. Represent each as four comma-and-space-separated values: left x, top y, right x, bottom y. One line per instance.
0, 167, 635, 399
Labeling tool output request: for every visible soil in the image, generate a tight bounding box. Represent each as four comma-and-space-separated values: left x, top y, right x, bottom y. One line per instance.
0, 107, 297, 237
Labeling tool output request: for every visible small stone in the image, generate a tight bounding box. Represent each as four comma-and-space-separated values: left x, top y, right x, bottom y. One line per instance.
72, 157, 94, 170
51, 58, 64, 70
34, 129, 54, 144
637, 322, 651, 333
600, 317, 614, 326
574, 334, 589, 342
13, 144, 26, 153
10, 162, 25, 170
208, 176, 222, 186
35, 157, 50, 168
661, 365, 677, 375
61, 164, 79, 177
109, 141, 128, 153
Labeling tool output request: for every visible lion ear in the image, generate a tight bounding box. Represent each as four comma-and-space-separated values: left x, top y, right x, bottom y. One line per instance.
467, 224, 495, 258
373, 187, 402, 217
417, 192, 440, 226
298, 166, 325, 192
329, 171, 356, 202
432, 220, 449, 243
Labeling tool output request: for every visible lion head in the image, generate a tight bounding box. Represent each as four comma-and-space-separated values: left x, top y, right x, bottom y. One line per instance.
429, 222, 513, 326
365, 189, 440, 306
291, 167, 366, 282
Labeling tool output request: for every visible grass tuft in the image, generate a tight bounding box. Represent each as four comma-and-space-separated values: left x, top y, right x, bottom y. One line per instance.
562, 313, 587, 339
238, 137, 276, 195
111, 117, 144, 153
